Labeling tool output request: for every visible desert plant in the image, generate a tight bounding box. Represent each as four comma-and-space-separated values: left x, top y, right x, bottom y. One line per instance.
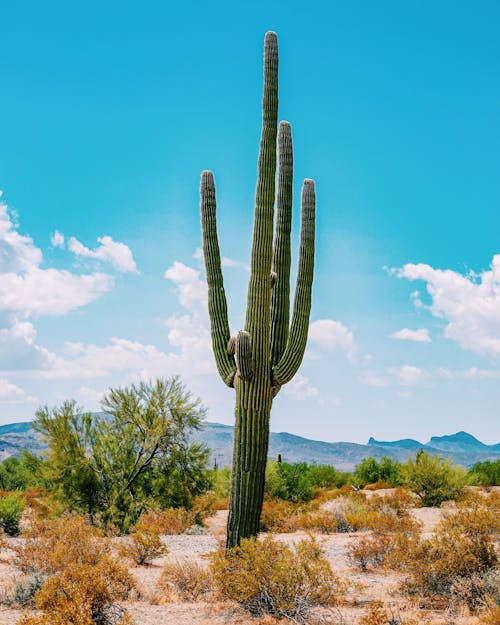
0, 491, 24, 535
355, 456, 404, 488
265, 460, 314, 502
210, 535, 343, 622
13, 514, 107, 575
119, 518, 167, 566
403, 451, 466, 506
33, 377, 210, 532
468, 460, 500, 486
157, 560, 211, 601
17, 559, 134, 625
200, 31, 316, 547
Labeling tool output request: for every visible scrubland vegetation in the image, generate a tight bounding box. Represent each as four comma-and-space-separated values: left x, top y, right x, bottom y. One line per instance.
0, 378, 499, 624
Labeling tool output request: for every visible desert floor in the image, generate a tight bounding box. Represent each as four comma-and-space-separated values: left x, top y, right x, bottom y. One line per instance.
0, 503, 490, 625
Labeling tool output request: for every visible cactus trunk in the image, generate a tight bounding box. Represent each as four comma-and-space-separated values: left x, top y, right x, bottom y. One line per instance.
200, 31, 316, 548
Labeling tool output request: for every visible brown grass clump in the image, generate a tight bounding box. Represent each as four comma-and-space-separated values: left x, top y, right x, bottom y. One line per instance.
358, 601, 419, 625
119, 515, 168, 566
11, 513, 135, 625
479, 605, 500, 624
14, 513, 107, 575
17, 559, 134, 625
137, 508, 196, 535
156, 560, 211, 601
403, 525, 498, 607
210, 535, 346, 622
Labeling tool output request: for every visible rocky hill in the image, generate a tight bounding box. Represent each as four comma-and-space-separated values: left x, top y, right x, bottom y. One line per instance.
2, 420, 498, 471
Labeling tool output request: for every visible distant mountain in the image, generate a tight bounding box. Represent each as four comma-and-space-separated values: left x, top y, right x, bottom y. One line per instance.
1, 420, 499, 471
368, 436, 422, 451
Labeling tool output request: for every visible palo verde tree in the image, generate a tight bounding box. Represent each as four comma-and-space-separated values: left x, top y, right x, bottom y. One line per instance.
200, 32, 316, 547
33, 377, 210, 531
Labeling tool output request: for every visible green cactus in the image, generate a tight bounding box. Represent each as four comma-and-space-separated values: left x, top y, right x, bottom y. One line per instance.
200, 31, 316, 548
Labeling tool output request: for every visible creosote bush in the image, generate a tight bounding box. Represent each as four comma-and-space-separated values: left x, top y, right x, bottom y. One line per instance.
0, 492, 25, 536
401, 503, 499, 608
156, 560, 211, 602
17, 560, 134, 625
210, 535, 345, 622
119, 513, 168, 566
12, 514, 135, 625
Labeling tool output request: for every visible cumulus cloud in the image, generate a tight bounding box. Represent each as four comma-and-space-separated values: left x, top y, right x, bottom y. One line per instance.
0, 195, 115, 316
387, 365, 428, 386
0, 268, 113, 316
164, 261, 208, 319
308, 319, 357, 361
50, 230, 65, 247
68, 235, 138, 273
395, 256, 500, 357
0, 378, 36, 403
390, 328, 431, 343
284, 373, 319, 400
360, 373, 388, 387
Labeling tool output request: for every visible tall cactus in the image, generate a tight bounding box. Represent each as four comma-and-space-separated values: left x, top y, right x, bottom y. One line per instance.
200, 31, 316, 548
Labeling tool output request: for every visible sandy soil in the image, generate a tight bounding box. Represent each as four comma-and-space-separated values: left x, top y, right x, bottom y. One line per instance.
0, 504, 489, 625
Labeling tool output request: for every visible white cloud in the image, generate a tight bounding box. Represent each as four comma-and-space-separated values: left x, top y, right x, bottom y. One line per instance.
68, 235, 138, 274
390, 328, 431, 343
164, 261, 208, 319
308, 319, 357, 361
387, 365, 428, 386
0, 200, 42, 273
284, 373, 319, 400
0, 378, 36, 403
51, 230, 65, 247
0, 196, 115, 317
395, 255, 500, 357
360, 373, 388, 387
0, 267, 113, 316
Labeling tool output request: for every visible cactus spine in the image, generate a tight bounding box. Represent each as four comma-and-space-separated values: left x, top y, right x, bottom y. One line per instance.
200, 31, 316, 548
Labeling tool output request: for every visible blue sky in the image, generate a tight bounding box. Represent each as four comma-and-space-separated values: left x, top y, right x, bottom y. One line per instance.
0, 1, 499, 444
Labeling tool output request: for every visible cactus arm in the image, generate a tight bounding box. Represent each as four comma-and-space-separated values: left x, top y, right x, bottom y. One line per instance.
235, 330, 253, 380
200, 170, 237, 387
272, 179, 316, 385
270, 120, 293, 366
244, 31, 279, 372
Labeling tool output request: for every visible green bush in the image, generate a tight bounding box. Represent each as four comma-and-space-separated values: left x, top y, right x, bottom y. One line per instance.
403, 451, 466, 506
306, 464, 348, 489
265, 461, 313, 502
468, 460, 500, 487
0, 492, 25, 536
0, 456, 32, 491
354, 456, 404, 487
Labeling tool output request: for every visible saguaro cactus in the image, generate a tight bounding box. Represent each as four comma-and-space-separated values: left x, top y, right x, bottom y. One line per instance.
200, 31, 316, 548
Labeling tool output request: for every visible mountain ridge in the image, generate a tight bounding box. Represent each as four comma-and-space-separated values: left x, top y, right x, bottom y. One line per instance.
1, 420, 499, 471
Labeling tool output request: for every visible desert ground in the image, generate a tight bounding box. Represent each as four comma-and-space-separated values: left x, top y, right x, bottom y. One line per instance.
1, 493, 496, 625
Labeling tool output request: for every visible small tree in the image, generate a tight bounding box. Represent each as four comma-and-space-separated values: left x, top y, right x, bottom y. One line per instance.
403, 451, 465, 506
354, 455, 403, 487
34, 377, 211, 531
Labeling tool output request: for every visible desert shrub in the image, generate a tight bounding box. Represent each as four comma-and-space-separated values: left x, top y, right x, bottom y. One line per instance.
137, 507, 196, 535
17, 559, 134, 625
157, 560, 211, 601
210, 535, 345, 622
403, 451, 466, 506
450, 570, 500, 612
292, 509, 338, 534
265, 461, 314, 503
1, 574, 45, 607
13, 514, 107, 575
0, 491, 25, 536
259, 499, 300, 532
354, 456, 404, 488
468, 460, 500, 487
119, 523, 167, 566
358, 601, 418, 625
373, 487, 416, 513
306, 464, 346, 489
0, 456, 31, 491
403, 526, 498, 606
347, 512, 420, 571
